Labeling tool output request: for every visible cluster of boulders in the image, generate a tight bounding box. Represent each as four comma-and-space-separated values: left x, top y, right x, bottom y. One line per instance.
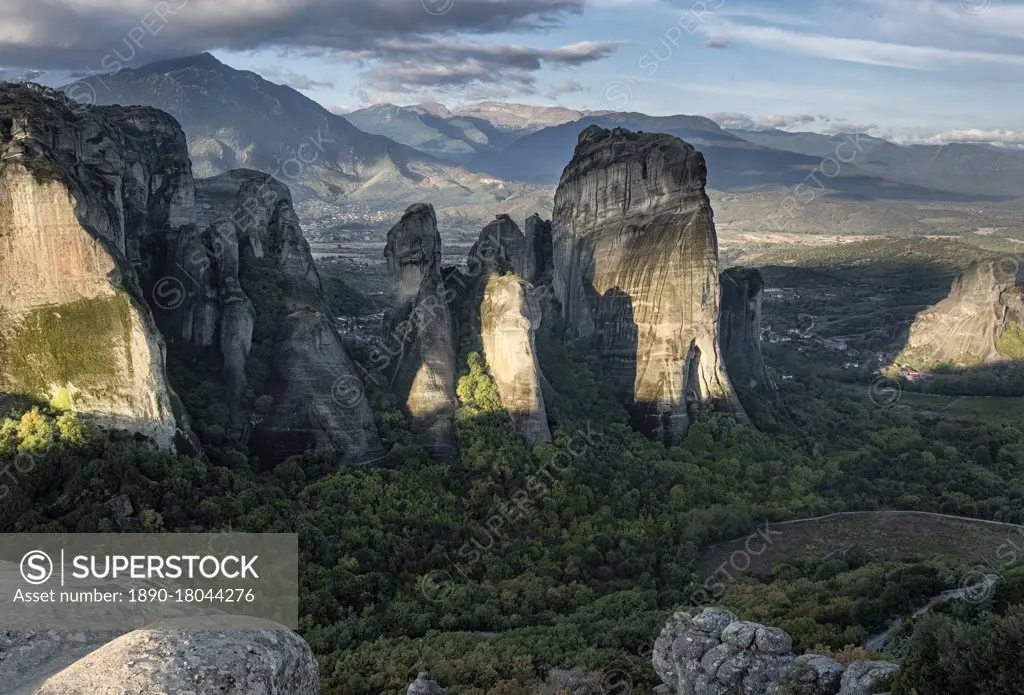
653, 608, 899, 695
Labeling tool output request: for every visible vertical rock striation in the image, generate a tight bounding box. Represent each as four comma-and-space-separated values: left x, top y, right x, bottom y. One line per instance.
719, 267, 780, 405
261, 310, 383, 464
468, 214, 526, 276
0, 84, 192, 450
384, 204, 458, 458
900, 259, 1024, 368
523, 213, 554, 285
0, 84, 381, 461
552, 125, 748, 443
480, 274, 553, 445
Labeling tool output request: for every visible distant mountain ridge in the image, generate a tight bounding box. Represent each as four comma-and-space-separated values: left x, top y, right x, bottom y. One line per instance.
66, 54, 544, 214
729, 127, 1024, 198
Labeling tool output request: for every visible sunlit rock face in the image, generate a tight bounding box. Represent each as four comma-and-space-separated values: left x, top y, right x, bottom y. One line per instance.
0, 84, 381, 461
383, 203, 458, 458
552, 125, 748, 443
30, 627, 320, 694
480, 274, 552, 445
0, 84, 192, 450
900, 260, 1024, 368
719, 267, 780, 405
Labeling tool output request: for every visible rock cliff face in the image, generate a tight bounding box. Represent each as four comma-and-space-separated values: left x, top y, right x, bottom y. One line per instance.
523, 214, 554, 285
260, 310, 383, 464
0, 84, 381, 461
552, 126, 748, 443
0, 84, 192, 450
383, 204, 458, 458
480, 274, 552, 445
719, 267, 780, 404
652, 608, 898, 695
900, 260, 1024, 368
468, 214, 526, 276
29, 628, 319, 695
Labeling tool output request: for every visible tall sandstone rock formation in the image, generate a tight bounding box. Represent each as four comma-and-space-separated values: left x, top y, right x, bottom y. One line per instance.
552, 126, 748, 443
900, 260, 1024, 368
523, 214, 554, 285
0, 84, 381, 461
0, 84, 192, 450
383, 204, 458, 458
719, 267, 780, 405
461, 216, 552, 445
479, 274, 552, 445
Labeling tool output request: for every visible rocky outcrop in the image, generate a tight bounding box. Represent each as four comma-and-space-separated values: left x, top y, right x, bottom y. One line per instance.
523, 214, 554, 285
29, 628, 319, 694
0, 83, 192, 450
383, 204, 458, 458
468, 214, 526, 276
258, 310, 383, 464
652, 608, 898, 695
0, 84, 381, 461
407, 671, 447, 695
900, 260, 1024, 368
480, 274, 552, 445
719, 267, 780, 405
552, 126, 748, 443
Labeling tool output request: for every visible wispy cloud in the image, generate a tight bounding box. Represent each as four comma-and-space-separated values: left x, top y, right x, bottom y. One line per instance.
709, 20, 1024, 71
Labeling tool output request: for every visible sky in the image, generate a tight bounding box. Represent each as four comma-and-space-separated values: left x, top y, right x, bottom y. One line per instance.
0, 0, 1022, 143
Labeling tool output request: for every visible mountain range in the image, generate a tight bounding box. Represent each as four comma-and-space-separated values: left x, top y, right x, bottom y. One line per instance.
60, 53, 1024, 227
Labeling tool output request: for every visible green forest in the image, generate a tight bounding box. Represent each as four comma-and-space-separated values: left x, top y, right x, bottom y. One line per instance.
4, 305, 1024, 694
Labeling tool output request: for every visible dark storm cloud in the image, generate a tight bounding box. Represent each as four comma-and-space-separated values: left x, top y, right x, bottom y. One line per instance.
0, 0, 592, 69
255, 66, 335, 91
349, 38, 621, 90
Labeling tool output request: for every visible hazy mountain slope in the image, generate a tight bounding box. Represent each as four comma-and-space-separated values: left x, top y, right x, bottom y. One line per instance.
68, 54, 542, 212
451, 102, 608, 133
344, 104, 485, 156
482, 115, 968, 201
731, 127, 1024, 197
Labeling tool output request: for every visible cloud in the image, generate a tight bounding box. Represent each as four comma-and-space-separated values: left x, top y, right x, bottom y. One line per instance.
0, 68, 45, 83
0, 0, 591, 69
705, 111, 823, 131
546, 76, 590, 98
703, 37, 731, 48
759, 113, 815, 129
821, 123, 880, 136
704, 112, 758, 130
707, 17, 1024, 72
350, 38, 621, 92
914, 129, 1024, 148
255, 66, 333, 91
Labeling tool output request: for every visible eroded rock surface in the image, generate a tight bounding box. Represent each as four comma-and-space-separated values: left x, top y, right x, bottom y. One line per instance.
523, 214, 554, 285
468, 214, 526, 276
552, 126, 748, 443
257, 310, 383, 464
31, 628, 319, 695
383, 204, 458, 458
480, 274, 552, 445
900, 260, 1024, 367
719, 267, 780, 405
0, 83, 380, 461
407, 671, 448, 695
0, 83, 192, 450
652, 608, 898, 695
